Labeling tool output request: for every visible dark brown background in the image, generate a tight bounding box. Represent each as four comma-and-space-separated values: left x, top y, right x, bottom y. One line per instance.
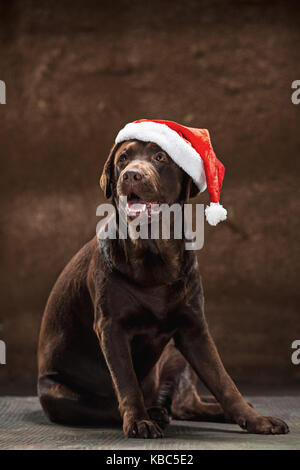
1, 0, 300, 395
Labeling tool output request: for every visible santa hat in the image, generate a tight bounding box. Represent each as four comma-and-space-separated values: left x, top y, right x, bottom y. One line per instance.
115, 119, 227, 226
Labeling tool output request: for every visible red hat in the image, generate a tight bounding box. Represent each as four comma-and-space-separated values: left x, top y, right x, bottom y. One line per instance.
115, 119, 227, 226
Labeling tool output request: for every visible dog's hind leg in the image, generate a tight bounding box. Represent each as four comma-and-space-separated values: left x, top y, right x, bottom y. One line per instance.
38, 374, 121, 426
142, 341, 231, 425
152, 342, 231, 423
170, 366, 230, 422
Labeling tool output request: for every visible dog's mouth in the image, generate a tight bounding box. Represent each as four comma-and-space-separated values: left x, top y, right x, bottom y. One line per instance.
125, 193, 161, 218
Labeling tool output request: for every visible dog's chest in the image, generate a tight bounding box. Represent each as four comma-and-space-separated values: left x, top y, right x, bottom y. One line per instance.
108, 279, 186, 335
122, 306, 180, 337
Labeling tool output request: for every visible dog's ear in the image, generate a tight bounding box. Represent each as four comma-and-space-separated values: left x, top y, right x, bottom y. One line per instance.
189, 179, 200, 199
181, 175, 200, 201
100, 143, 119, 199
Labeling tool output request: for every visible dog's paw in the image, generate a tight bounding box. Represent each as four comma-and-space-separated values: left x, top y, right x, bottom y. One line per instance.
238, 415, 289, 435
147, 406, 170, 430
123, 417, 163, 439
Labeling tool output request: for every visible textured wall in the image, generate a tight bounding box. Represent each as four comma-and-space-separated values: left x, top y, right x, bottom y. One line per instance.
1, 0, 300, 394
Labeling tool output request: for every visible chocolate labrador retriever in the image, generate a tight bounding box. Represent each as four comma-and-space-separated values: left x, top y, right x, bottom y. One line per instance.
38, 139, 289, 438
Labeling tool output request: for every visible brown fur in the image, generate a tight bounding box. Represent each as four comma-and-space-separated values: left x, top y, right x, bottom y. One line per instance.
38, 140, 289, 438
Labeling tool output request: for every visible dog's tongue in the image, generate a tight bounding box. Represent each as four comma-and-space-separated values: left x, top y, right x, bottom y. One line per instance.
126, 199, 160, 217
127, 200, 147, 212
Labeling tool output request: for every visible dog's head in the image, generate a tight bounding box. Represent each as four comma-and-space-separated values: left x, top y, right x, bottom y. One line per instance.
100, 140, 199, 216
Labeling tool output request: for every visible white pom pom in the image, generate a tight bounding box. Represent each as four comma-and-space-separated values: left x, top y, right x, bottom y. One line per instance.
205, 202, 227, 226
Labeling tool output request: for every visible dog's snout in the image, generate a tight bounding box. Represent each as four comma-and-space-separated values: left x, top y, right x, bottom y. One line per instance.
122, 169, 143, 183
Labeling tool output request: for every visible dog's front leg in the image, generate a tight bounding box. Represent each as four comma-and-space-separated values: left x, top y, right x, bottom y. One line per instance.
94, 316, 163, 438
175, 323, 289, 435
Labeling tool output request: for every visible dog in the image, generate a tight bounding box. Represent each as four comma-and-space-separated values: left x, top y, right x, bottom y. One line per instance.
38, 135, 289, 438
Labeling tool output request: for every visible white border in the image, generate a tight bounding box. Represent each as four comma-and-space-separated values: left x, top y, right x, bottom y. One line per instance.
115, 121, 207, 192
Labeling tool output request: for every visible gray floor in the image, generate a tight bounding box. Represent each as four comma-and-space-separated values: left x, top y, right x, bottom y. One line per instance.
0, 396, 299, 450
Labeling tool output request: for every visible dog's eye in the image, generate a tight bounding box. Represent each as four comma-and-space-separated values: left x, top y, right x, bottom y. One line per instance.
155, 153, 166, 162
119, 153, 128, 162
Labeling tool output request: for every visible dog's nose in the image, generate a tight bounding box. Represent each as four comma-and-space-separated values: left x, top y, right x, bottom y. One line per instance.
122, 169, 143, 183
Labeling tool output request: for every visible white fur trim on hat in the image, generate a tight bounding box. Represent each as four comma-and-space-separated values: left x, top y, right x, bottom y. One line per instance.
115, 121, 207, 192
205, 202, 227, 226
